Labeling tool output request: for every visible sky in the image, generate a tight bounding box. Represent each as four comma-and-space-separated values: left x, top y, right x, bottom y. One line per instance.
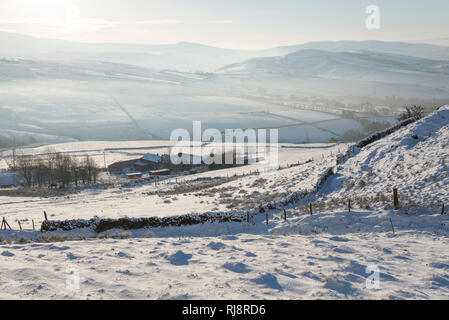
0, 0, 448, 49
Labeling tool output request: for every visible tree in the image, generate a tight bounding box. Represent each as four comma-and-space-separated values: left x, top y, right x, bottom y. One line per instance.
71, 157, 80, 186
397, 105, 424, 121
33, 157, 48, 187
45, 148, 58, 185
83, 155, 99, 184
16, 155, 34, 187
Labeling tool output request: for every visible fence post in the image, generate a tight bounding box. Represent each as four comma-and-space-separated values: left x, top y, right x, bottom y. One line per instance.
266, 213, 269, 225
309, 203, 313, 215
442, 204, 445, 215
2, 218, 11, 230
348, 199, 351, 212
32, 219, 35, 231
389, 218, 395, 234
284, 209, 287, 221
44, 211, 48, 221
18, 221, 22, 231
393, 188, 399, 210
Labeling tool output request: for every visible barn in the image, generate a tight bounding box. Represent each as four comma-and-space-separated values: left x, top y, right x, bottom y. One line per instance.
126, 172, 143, 179
149, 168, 171, 176
0, 172, 18, 187
108, 153, 169, 173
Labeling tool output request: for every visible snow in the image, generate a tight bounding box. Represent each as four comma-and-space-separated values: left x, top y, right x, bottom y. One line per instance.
318, 105, 449, 207
0, 226, 448, 299
0, 143, 347, 224
141, 153, 162, 163
0, 106, 448, 299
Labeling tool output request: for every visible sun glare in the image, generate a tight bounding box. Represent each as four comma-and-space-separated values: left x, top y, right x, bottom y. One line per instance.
5, 0, 81, 28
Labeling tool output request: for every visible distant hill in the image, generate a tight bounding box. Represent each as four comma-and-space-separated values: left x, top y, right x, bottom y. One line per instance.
2, 31, 449, 71
263, 40, 449, 61
219, 49, 449, 82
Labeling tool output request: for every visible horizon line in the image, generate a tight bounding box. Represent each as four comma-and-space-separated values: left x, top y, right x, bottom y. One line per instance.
0, 30, 447, 51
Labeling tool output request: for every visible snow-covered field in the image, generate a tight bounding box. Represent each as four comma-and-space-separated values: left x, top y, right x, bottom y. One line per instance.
0, 106, 448, 300
1, 213, 448, 299
0, 142, 346, 224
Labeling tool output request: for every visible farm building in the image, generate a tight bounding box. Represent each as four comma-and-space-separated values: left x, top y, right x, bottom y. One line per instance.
0, 172, 19, 187
108, 153, 169, 173
149, 168, 171, 176
126, 172, 143, 179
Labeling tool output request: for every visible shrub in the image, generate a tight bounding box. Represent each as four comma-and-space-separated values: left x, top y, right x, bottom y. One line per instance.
397, 105, 424, 121
16, 237, 30, 244
119, 232, 131, 239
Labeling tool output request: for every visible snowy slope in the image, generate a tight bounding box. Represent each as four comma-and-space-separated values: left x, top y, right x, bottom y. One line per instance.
1, 117, 449, 299
268, 40, 449, 61
0, 59, 202, 84
220, 49, 449, 83
319, 106, 449, 207
1, 230, 449, 299
3, 32, 449, 71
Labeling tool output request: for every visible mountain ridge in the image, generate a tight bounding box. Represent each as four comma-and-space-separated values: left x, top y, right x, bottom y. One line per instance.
2, 31, 449, 71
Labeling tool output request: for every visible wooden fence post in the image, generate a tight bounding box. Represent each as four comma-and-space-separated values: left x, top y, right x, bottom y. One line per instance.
18, 221, 22, 231
442, 204, 445, 215
389, 218, 395, 234
393, 188, 399, 210
44, 211, 48, 221
32, 219, 35, 231
309, 203, 313, 215
2, 218, 11, 230
266, 213, 269, 225
284, 209, 287, 221
348, 199, 351, 212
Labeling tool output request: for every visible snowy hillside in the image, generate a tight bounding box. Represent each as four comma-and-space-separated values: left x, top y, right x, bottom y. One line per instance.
220, 49, 449, 85
2, 32, 449, 71
318, 105, 449, 208
1, 108, 449, 299
1, 230, 448, 299
0, 58, 203, 83
269, 40, 449, 61
216, 50, 449, 102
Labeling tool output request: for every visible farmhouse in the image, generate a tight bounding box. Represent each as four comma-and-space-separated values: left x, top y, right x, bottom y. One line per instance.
108, 153, 169, 173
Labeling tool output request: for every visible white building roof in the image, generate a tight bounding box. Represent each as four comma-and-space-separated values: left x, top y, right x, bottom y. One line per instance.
141, 153, 162, 163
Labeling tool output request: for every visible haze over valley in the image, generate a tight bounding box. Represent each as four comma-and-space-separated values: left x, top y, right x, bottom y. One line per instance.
1, 32, 449, 148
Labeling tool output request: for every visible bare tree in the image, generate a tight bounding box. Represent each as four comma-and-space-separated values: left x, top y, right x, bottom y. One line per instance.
16, 155, 34, 187
14, 150, 99, 188
33, 157, 48, 187
83, 155, 99, 184
71, 157, 80, 186
397, 105, 425, 121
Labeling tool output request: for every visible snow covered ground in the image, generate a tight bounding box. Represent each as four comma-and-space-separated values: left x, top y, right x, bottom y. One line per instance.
0, 106, 448, 299
317, 105, 449, 207
0, 142, 346, 226
1, 222, 448, 299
